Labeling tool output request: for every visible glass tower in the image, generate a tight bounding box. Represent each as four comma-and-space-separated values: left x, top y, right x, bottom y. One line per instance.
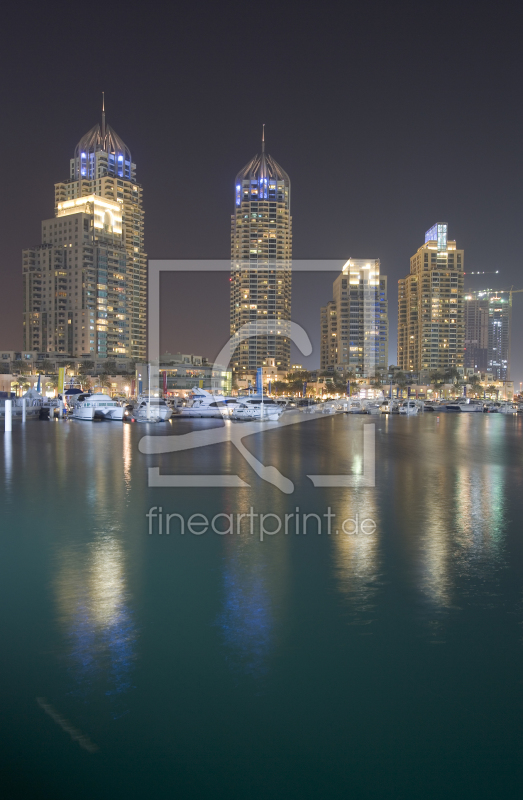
398, 223, 464, 374
230, 131, 292, 375
464, 290, 511, 379
320, 260, 388, 376
23, 102, 146, 361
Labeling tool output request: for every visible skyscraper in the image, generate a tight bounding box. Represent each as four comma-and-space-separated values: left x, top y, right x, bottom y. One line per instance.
230, 131, 292, 375
23, 101, 147, 362
464, 290, 511, 379
398, 223, 464, 374
320, 259, 388, 375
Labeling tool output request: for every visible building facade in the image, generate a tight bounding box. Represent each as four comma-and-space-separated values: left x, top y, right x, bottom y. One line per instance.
320, 259, 388, 375
230, 132, 292, 375
464, 290, 511, 379
137, 353, 232, 396
398, 223, 464, 374
23, 104, 147, 363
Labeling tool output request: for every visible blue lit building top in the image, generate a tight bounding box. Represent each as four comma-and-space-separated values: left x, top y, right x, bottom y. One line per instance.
425, 222, 448, 251
235, 130, 290, 207
71, 100, 134, 182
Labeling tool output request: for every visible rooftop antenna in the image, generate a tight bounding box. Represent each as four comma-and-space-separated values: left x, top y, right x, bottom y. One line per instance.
101, 92, 106, 140
262, 123, 265, 153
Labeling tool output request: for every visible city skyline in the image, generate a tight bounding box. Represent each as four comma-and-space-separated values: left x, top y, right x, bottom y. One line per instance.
1, 4, 523, 380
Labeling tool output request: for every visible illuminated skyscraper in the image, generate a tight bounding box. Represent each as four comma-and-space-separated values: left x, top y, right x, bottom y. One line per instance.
320, 260, 388, 375
23, 100, 146, 361
230, 130, 292, 374
464, 290, 511, 379
398, 223, 464, 374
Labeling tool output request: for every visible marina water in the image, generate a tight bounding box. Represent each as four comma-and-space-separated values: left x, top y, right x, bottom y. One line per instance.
1, 413, 523, 799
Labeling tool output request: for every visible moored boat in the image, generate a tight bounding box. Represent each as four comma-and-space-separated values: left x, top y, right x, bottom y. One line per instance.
399, 399, 421, 415
134, 395, 172, 421
229, 395, 282, 421
179, 388, 230, 418
459, 399, 484, 412
72, 393, 124, 421
0, 389, 44, 420
498, 402, 518, 414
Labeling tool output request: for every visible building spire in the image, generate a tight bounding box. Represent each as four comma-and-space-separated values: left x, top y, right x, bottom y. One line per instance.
101, 92, 106, 140
262, 123, 265, 153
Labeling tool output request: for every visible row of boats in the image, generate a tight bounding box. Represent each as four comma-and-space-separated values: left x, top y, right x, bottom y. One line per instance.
343, 398, 521, 415
1, 388, 520, 423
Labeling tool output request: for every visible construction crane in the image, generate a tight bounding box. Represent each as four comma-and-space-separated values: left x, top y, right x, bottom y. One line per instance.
487, 287, 523, 298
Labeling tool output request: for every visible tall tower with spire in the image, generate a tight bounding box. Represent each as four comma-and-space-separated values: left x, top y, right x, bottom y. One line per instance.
230, 129, 292, 375
22, 99, 147, 362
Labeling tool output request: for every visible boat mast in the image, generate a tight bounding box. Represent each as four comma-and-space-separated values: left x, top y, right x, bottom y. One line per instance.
147, 364, 151, 421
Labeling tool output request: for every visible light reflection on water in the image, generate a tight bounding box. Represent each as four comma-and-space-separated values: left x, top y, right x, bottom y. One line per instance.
332, 487, 380, 627
3, 431, 12, 491
54, 531, 136, 708
2, 414, 523, 797
216, 493, 290, 676
386, 415, 510, 618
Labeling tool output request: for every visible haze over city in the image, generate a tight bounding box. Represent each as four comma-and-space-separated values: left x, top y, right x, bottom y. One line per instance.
0, 2, 522, 380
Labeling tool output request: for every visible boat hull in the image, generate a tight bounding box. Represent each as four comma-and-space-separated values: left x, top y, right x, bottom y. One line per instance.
179, 408, 228, 418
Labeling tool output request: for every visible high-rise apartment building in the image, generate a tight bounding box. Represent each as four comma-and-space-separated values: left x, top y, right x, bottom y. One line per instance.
398, 223, 464, 374
464, 290, 511, 379
320, 301, 337, 369
230, 132, 292, 374
320, 259, 388, 375
23, 103, 147, 361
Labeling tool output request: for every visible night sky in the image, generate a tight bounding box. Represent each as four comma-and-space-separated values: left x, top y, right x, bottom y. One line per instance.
1, 2, 522, 383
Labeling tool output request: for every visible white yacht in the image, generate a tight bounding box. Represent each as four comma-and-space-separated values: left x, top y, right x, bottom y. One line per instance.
134, 396, 172, 421
347, 400, 365, 414
72, 393, 124, 421
228, 395, 282, 421
498, 402, 518, 414
399, 399, 420, 415
179, 388, 231, 418
380, 398, 396, 413
445, 398, 468, 411
0, 389, 44, 420
459, 399, 484, 412
365, 402, 383, 415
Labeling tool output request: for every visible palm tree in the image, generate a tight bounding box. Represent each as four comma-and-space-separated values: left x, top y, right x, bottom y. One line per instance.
79, 360, 95, 376
102, 360, 118, 375
444, 367, 460, 385
271, 381, 287, 396
486, 384, 498, 400
11, 379, 23, 396
468, 378, 482, 397
39, 359, 55, 375
46, 378, 59, 395
97, 374, 112, 393
372, 369, 384, 390
285, 369, 311, 383
12, 359, 29, 375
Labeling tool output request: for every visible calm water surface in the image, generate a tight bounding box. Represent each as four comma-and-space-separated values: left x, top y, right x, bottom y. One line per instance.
1, 413, 523, 799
